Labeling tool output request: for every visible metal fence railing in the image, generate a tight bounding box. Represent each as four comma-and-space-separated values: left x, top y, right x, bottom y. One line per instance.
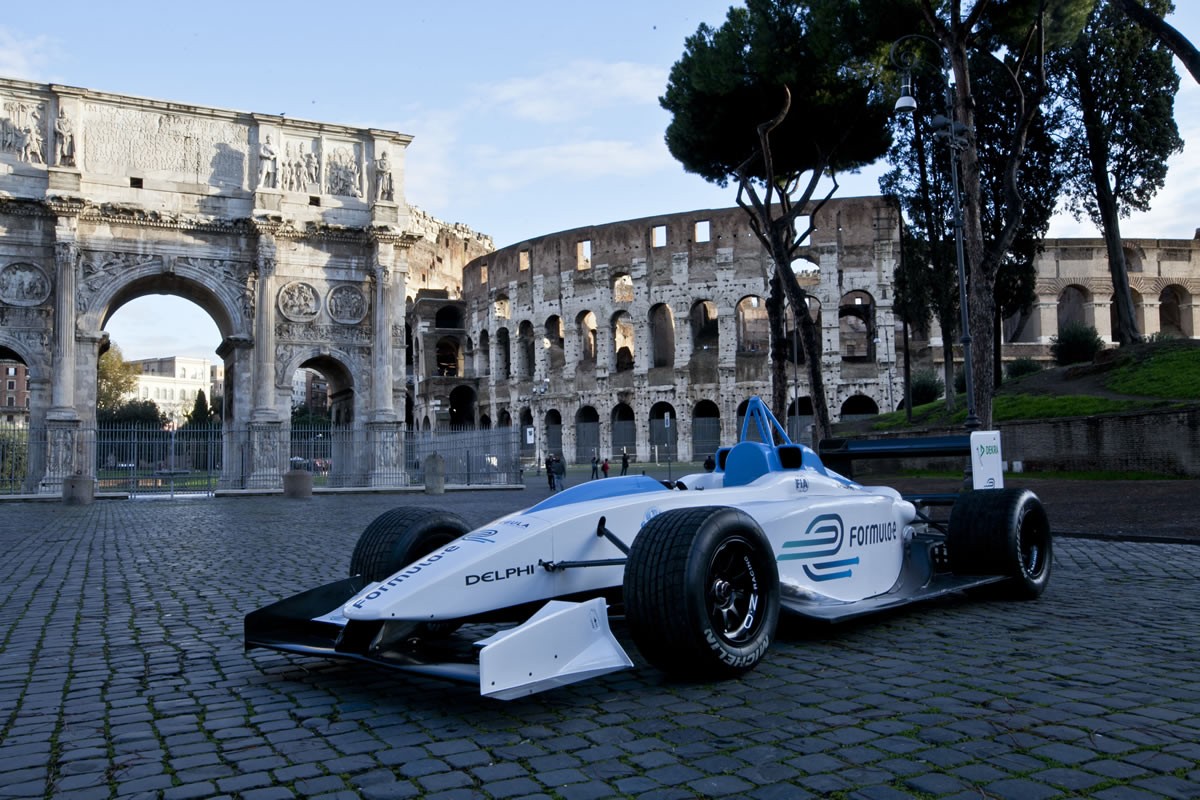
0, 421, 522, 497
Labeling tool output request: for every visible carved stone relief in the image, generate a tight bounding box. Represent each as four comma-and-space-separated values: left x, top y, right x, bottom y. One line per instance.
374, 150, 394, 202
257, 135, 278, 189
1, 98, 47, 165
325, 144, 362, 198
277, 281, 320, 321
177, 256, 255, 324
0, 263, 51, 306
280, 137, 320, 193
327, 284, 367, 324
275, 321, 372, 344
83, 104, 248, 185
78, 251, 162, 312
55, 108, 76, 167
0, 306, 51, 347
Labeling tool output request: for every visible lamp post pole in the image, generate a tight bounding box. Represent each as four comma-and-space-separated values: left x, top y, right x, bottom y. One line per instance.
890, 35, 981, 431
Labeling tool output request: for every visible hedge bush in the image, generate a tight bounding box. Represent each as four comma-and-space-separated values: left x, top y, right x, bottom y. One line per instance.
1051, 322, 1104, 366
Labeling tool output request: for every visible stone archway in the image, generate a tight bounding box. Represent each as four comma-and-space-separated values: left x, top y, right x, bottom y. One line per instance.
0, 76, 413, 493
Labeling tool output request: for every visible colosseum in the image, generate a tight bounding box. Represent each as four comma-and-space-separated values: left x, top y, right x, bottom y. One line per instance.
405, 196, 1200, 469
406, 197, 905, 466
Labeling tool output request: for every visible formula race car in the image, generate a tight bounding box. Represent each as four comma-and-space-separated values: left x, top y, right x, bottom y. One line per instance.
245, 397, 1051, 700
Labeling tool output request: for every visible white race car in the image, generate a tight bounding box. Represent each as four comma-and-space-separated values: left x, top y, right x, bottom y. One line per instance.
245, 397, 1051, 699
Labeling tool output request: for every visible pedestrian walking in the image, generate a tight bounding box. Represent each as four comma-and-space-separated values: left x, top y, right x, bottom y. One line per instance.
620, 451, 629, 476
704, 454, 716, 472
545, 455, 555, 490
591, 455, 599, 480
552, 456, 567, 491
601, 458, 610, 478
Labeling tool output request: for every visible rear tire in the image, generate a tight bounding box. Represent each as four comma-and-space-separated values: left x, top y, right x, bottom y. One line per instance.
349, 507, 471, 637
624, 507, 780, 679
948, 489, 1052, 600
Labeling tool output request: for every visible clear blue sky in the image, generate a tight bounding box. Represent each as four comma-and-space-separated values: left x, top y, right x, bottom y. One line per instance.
3, 2, 1196, 361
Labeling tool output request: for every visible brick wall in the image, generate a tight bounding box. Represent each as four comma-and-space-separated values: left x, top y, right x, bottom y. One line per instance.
841, 407, 1200, 477
1000, 408, 1200, 476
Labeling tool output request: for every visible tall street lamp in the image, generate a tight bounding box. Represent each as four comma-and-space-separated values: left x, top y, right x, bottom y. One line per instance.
890, 34, 981, 431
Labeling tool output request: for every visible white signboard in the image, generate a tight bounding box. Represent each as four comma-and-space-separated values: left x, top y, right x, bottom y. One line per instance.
970, 431, 1004, 490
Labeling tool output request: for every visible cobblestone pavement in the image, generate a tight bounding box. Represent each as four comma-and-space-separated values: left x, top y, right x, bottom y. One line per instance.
2, 485, 1199, 800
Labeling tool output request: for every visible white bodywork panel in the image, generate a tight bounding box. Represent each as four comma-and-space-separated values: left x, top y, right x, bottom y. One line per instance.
343, 469, 918, 622
476, 598, 633, 700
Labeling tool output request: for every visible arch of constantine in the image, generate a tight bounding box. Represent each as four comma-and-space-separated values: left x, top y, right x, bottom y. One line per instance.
0, 77, 427, 492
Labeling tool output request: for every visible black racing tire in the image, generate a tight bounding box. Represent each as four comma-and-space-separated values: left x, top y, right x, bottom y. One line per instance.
623, 506, 780, 679
948, 488, 1052, 600
349, 507, 471, 637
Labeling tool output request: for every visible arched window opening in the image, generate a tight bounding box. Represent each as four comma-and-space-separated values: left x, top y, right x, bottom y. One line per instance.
690, 300, 718, 351
435, 337, 460, 377
613, 311, 635, 372
736, 296, 768, 353
838, 290, 874, 361
577, 311, 597, 364
649, 304, 675, 368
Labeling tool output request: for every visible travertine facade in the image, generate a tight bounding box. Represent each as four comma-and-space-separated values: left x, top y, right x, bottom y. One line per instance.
1015, 237, 1200, 346
406, 198, 905, 463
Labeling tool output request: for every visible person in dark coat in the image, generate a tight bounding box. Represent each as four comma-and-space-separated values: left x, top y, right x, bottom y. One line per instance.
552, 455, 567, 491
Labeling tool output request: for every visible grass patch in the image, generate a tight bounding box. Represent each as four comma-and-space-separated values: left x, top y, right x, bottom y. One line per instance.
867, 393, 1151, 431
991, 394, 1149, 420
1106, 346, 1200, 399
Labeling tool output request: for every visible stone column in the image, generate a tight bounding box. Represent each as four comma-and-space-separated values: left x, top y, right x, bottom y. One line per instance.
248, 234, 281, 489
41, 230, 83, 494
1091, 299, 1114, 343
368, 248, 397, 422
367, 240, 403, 486
251, 236, 278, 420
1142, 300, 1161, 337
49, 238, 79, 419
1036, 297, 1057, 344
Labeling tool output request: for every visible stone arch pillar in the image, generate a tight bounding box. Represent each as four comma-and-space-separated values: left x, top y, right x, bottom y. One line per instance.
41, 230, 83, 493
595, 322, 613, 374
1091, 298, 1114, 342
248, 234, 281, 488
1035, 296, 1057, 344
251, 235, 279, 421
1142, 299, 1162, 337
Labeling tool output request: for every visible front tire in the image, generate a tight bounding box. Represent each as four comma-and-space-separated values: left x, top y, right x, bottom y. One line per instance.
349, 507, 471, 637
948, 489, 1052, 600
624, 507, 780, 679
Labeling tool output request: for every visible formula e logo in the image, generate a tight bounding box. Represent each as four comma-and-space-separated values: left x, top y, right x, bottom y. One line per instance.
462, 529, 498, 544
777, 513, 859, 582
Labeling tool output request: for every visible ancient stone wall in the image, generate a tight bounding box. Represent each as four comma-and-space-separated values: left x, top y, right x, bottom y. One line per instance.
0, 76, 415, 491
415, 197, 903, 463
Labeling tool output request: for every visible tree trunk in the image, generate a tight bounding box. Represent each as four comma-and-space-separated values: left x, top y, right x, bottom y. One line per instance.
1117, 0, 1200, 84
1073, 43, 1142, 345
767, 272, 790, 424
942, 337, 956, 412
